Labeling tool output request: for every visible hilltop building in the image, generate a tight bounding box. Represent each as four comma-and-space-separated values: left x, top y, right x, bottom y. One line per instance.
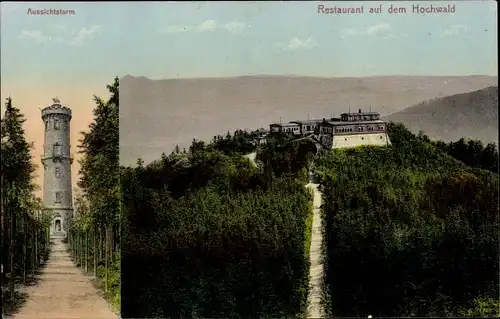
270, 109, 391, 149
270, 119, 324, 136
41, 99, 74, 237
318, 109, 391, 149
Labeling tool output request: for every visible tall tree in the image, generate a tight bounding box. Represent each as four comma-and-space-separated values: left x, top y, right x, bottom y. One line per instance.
77, 77, 120, 227
1, 97, 37, 298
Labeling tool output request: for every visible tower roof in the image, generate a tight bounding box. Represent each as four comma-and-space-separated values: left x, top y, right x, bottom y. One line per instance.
41, 101, 72, 120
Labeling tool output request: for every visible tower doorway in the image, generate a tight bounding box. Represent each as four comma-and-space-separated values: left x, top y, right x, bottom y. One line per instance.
55, 218, 62, 233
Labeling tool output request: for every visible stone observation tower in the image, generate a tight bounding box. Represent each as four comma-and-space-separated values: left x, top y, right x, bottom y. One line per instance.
41, 98, 73, 237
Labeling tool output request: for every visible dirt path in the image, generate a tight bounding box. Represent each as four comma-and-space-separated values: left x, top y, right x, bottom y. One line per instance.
8, 237, 118, 319
306, 183, 325, 318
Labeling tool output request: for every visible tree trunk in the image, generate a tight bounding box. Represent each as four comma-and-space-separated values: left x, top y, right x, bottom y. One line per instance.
98, 227, 102, 267
23, 216, 27, 283
34, 226, 38, 269
85, 229, 88, 273
110, 226, 113, 261
30, 221, 34, 275
105, 226, 108, 293
79, 231, 81, 266
10, 203, 16, 299
93, 226, 97, 277
0, 173, 5, 295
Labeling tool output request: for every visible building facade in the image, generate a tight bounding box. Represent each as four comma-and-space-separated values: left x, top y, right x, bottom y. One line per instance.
318, 109, 391, 149
269, 109, 391, 149
270, 122, 302, 135
270, 119, 323, 136
41, 100, 74, 237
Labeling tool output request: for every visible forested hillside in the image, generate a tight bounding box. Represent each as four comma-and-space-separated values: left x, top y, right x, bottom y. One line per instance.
387, 86, 498, 144
316, 123, 499, 317
121, 118, 498, 318
121, 132, 317, 318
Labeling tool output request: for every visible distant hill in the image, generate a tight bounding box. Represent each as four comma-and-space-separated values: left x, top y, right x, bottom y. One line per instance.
386, 86, 498, 144
119, 75, 497, 166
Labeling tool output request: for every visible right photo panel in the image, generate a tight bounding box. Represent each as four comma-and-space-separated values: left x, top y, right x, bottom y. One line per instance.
119, 1, 498, 318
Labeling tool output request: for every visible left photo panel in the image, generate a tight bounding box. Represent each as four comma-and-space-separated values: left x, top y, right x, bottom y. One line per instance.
1, 3, 120, 318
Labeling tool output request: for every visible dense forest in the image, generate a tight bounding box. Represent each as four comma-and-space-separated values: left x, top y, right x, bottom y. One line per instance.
122, 115, 498, 317
121, 131, 317, 318
317, 123, 499, 317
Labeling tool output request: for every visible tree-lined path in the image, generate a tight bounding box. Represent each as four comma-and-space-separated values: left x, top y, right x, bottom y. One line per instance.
2, 78, 120, 318
9, 237, 117, 319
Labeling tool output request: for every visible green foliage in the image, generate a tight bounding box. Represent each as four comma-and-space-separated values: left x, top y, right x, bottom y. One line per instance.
122, 139, 312, 318
303, 189, 314, 259
1, 97, 50, 306
256, 133, 317, 182
97, 252, 120, 312
68, 77, 120, 313
209, 129, 265, 155
460, 297, 500, 317
430, 135, 499, 173
316, 122, 499, 317
1, 97, 37, 191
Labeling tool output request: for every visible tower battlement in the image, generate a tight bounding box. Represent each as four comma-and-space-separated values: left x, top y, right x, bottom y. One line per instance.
41, 103, 72, 120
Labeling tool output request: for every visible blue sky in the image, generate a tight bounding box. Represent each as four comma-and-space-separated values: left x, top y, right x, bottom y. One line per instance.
1, 1, 498, 85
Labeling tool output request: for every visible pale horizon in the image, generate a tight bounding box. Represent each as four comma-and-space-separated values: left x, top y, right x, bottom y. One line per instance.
126, 74, 498, 81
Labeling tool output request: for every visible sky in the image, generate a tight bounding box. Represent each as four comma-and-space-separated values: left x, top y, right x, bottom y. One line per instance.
0, 1, 498, 197
1, 1, 498, 82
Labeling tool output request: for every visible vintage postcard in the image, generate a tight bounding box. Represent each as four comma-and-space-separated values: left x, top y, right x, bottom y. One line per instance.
119, 1, 497, 318
1, 1, 498, 319
1, 2, 120, 318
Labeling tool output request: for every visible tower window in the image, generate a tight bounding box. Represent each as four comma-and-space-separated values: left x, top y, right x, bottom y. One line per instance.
55, 167, 61, 178
54, 119, 60, 130
55, 192, 62, 203
53, 143, 61, 157
45, 121, 49, 130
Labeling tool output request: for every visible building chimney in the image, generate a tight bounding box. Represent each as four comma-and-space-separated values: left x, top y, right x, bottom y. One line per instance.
358, 109, 362, 113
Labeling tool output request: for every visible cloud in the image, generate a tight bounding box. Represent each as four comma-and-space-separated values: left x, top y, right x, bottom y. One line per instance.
198, 20, 218, 32
278, 37, 318, 51
222, 21, 248, 34
20, 30, 51, 43
341, 23, 390, 37
51, 24, 77, 36
440, 24, 469, 36
340, 23, 405, 40
366, 23, 391, 35
161, 25, 191, 34
159, 20, 250, 35
21, 25, 101, 47
68, 25, 101, 47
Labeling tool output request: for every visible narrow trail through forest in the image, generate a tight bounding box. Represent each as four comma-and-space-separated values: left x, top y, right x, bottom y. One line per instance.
8, 237, 118, 319
306, 183, 325, 319
245, 151, 326, 317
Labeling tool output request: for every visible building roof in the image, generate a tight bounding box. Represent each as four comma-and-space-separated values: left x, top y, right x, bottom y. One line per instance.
341, 111, 380, 116
323, 119, 386, 126
270, 122, 300, 127
290, 119, 323, 125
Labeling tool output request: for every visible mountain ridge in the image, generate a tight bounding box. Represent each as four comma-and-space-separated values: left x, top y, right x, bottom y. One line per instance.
120, 75, 497, 165
387, 86, 498, 144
